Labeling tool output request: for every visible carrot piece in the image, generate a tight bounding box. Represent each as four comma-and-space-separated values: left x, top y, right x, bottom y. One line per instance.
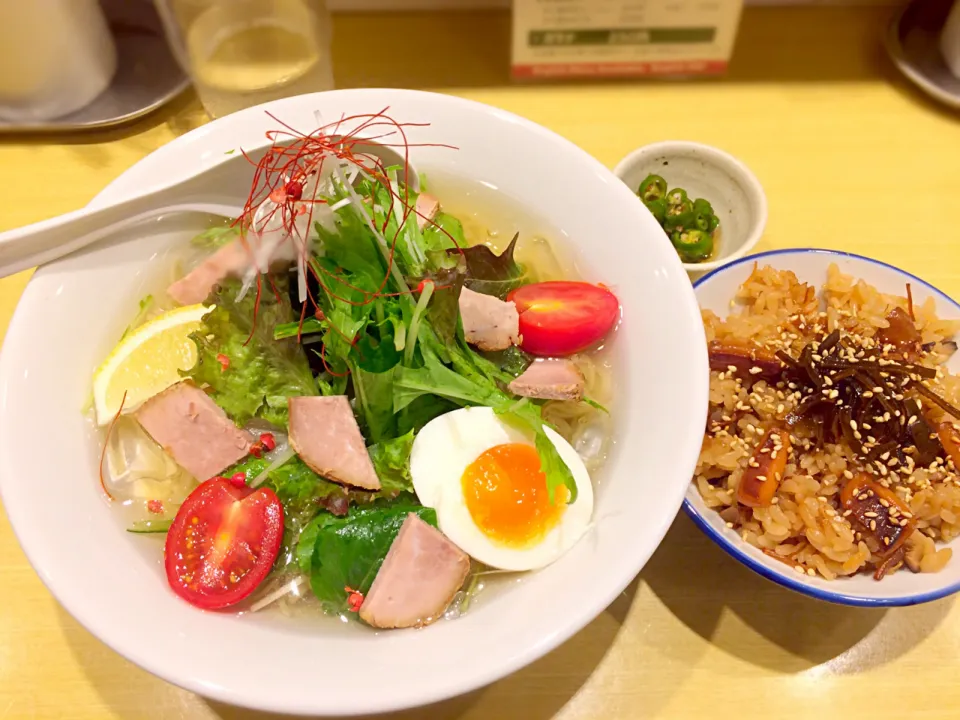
737, 428, 790, 508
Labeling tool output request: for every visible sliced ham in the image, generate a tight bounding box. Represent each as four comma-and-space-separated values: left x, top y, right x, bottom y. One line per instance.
135, 382, 253, 480
508, 358, 585, 401
458, 286, 520, 351
415, 192, 440, 230
359, 514, 470, 629
167, 237, 296, 305
288, 396, 381, 490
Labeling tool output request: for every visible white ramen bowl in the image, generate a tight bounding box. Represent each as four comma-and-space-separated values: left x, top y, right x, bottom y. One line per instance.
0, 90, 708, 715
688, 248, 960, 607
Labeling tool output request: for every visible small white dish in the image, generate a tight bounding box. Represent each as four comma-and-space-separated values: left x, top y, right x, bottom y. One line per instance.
0, 89, 708, 715
688, 248, 960, 607
613, 141, 767, 274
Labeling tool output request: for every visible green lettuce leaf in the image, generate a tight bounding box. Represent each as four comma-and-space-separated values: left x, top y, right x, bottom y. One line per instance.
393, 349, 496, 413
423, 211, 465, 252
397, 395, 458, 436
367, 430, 415, 493
352, 366, 396, 443
313, 217, 384, 278
392, 345, 577, 503
296, 499, 437, 613
450, 233, 527, 299
421, 268, 465, 349
186, 278, 317, 428
190, 224, 239, 251
355, 299, 403, 373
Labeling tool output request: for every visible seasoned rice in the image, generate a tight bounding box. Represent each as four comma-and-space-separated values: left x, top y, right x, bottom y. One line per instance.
697, 263, 960, 580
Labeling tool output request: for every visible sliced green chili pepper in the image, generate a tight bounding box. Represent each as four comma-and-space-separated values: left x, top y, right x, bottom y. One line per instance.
671, 229, 714, 263
693, 198, 714, 216
708, 214, 720, 232
666, 188, 688, 206
694, 212, 712, 232
638, 174, 668, 203
664, 199, 694, 232
644, 198, 667, 223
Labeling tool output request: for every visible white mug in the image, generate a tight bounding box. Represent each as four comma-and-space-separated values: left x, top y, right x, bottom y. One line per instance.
942, 0, 960, 79
0, 0, 118, 121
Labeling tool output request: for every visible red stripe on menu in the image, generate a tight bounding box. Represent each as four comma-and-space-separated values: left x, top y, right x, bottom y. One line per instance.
511, 60, 728, 78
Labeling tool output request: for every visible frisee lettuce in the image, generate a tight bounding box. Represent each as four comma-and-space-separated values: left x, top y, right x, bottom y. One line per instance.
185, 277, 317, 428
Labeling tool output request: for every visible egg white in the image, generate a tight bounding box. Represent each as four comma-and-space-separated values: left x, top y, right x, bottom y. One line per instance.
410, 407, 594, 571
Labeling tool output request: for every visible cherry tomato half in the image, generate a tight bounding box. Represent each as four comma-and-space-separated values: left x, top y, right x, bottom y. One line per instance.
508, 281, 619, 356
164, 477, 283, 610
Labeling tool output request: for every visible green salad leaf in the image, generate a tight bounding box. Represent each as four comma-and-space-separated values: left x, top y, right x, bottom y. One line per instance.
127, 518, 173, 534
451, 233, 527, 299
352, 365, 397, 443
484, 345, 532, 378
186, 278, 317, 428
423, 211, 465, 255
296, 499, 437, 612
190, 224, 239, 251
273, 316, 325, 341
392, 344, 577, 503
422, 268, 465, 349
393, 348, 497, 413
367, 430, 415, 493
355, 300, 403, 373
397, 395, 459, 436
314, 216, 384, 278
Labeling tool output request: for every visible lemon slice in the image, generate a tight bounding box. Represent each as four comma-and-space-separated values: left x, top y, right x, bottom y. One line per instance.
93, 304, 211, 425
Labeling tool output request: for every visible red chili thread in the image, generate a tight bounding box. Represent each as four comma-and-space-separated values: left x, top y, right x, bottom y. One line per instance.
229, 108, 462, 376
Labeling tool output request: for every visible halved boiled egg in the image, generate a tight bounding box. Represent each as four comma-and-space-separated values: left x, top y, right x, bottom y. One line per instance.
410, 407, 594, 571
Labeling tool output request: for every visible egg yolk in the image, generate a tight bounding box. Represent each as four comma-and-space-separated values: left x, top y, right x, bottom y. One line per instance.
461, 443, 568, 548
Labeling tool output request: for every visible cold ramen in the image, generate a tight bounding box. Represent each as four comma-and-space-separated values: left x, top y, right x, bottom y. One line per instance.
91, 116, 619, 628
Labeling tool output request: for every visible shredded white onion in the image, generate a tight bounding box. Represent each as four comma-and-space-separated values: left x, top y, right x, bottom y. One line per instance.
250, 576, 305, 612
237, 153, 339, 303
249, 443, 296, 489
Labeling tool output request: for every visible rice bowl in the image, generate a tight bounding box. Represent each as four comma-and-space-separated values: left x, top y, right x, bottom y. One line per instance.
688, 249, 960, 606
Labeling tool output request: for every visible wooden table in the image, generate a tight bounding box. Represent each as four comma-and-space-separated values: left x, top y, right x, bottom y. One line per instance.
2, 5, 959, 719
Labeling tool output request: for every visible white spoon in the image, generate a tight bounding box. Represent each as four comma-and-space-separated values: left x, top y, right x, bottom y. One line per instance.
0, 137, 418, 278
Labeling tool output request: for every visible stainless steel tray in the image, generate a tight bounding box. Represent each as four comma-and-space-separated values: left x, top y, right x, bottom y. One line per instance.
0, 0, 190, 134
886, 0, 960, 110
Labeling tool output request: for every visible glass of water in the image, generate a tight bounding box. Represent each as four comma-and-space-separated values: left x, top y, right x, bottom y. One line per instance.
154, 0, 334, 119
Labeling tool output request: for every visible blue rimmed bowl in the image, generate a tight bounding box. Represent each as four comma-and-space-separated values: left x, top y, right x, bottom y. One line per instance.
686, 248, 960, 607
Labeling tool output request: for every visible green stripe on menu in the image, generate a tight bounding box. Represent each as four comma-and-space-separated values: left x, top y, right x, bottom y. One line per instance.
528, 28, 716, 47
